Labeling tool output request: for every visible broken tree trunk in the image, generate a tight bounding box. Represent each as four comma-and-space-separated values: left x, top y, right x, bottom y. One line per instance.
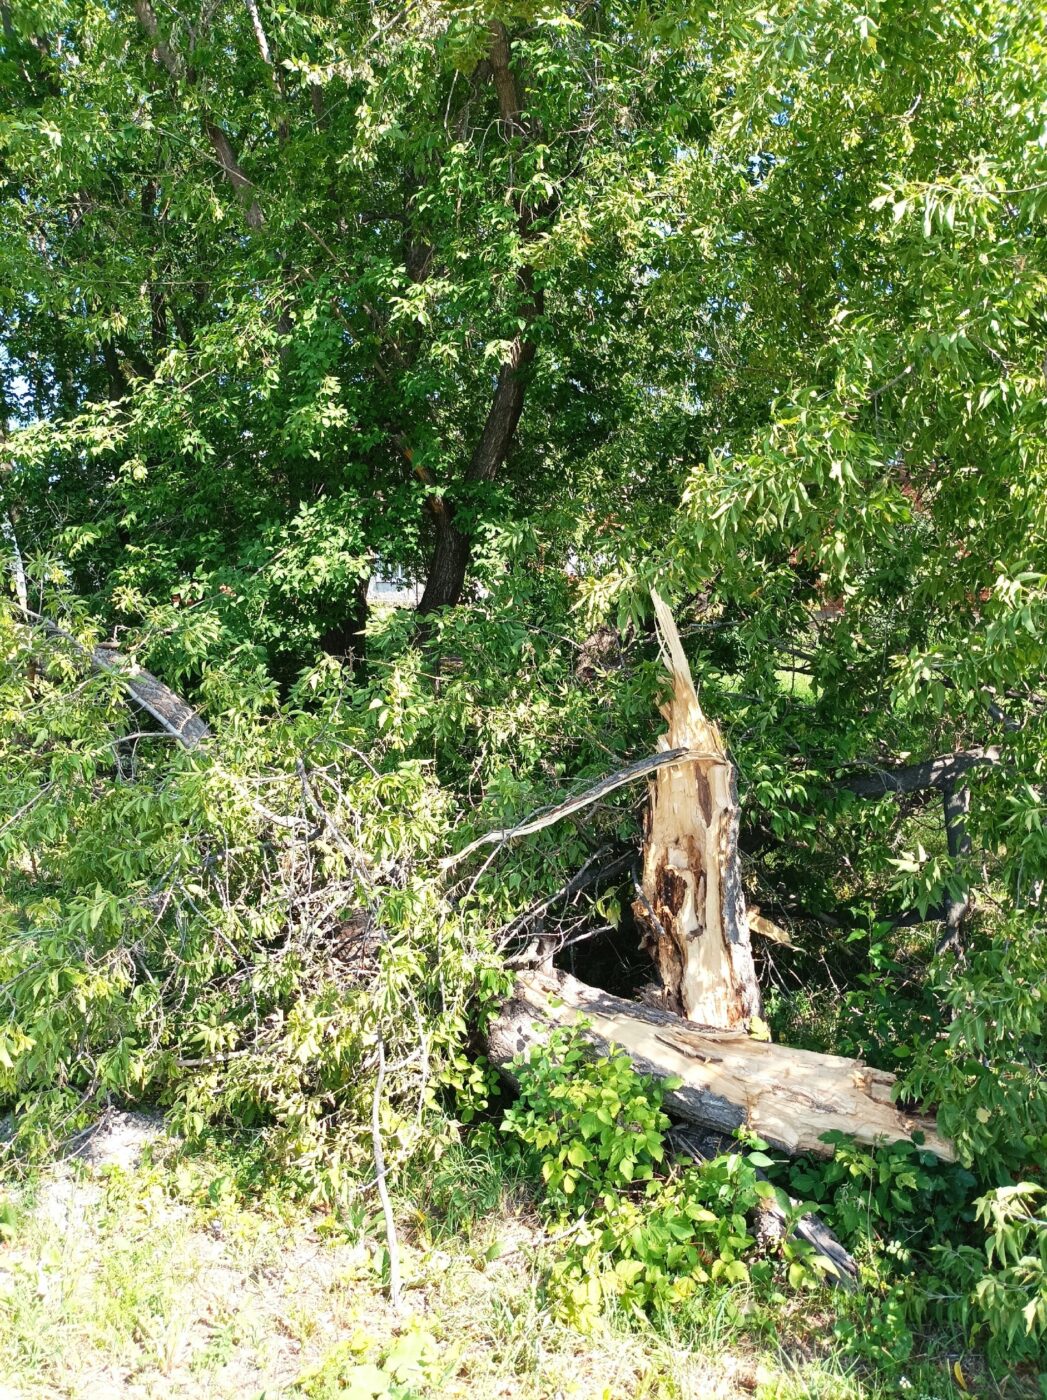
633, 591, 760, 1027
487, 968, 953, 1161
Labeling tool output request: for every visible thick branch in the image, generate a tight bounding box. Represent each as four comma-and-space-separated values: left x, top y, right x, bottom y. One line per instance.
487, 19, 527, 132
243, 0, 273, 67
937, 781, 973, 954
90, 643, 210, 747
132, 0, 182, 77
670, 1125, 857, 1287
29, 612, 209, 748
442, 746, 716, 870
418, 23, 547, 613
204, 122, 264, 230
840, 746, 1003, 797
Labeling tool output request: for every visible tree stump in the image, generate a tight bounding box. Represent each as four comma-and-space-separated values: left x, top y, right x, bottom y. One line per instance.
633, 591, 760, 1027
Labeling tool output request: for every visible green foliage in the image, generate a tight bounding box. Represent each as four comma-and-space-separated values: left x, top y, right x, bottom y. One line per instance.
502, 1029, 671, 1207
500, 1039, 1041, 1376
501, 1028, 763, 1327
920, 1183, 1047, 1374
785, 1135, 976, 1254
781, 1134, 1047, 1379
0, 596, 495, 1176
1, 0, 1047, 1385
901, 930, 1047, 1174
296, 1326, 449, 1400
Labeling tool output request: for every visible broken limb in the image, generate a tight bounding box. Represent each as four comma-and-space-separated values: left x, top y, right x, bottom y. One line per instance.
487, 969, 953, 1162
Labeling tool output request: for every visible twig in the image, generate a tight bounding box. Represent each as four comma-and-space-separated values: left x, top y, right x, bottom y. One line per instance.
372, 1036, 402, 1312
489, 1213, 591, 1261
496, 845, 628, 947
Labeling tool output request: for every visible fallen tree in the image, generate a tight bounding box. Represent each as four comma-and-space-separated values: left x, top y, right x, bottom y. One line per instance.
485, 590, 953, 1166
488, 968, 953, 1162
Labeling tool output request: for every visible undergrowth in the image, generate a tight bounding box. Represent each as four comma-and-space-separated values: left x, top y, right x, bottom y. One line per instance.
459, 1027, 1047, 1390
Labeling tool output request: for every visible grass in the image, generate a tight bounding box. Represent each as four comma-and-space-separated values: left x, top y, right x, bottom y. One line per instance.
0, 1114, 1028, 1399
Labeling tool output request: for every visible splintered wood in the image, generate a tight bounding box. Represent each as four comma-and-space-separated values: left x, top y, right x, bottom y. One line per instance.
488, 970, 954, 1161
634, 591, 761, 1027
487, 590, 953, 1163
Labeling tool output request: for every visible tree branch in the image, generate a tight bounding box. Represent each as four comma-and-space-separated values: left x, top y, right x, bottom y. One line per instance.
23, 608, 209, 748
441, 746, 724, 870
839, 746, 1003, 797
134, 0, 265, 230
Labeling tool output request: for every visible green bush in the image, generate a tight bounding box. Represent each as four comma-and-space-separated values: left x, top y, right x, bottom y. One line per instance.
501, 1027, 764, 1327
922, 1183, 1047, 1373
0, 601, 491, 1178
781, 1133, 1047, 1377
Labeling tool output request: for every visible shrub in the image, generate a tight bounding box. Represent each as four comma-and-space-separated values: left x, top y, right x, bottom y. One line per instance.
501, 1027, 763, 1327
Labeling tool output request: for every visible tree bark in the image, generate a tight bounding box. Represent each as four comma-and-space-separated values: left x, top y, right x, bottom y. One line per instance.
633, 592, 762, 1027
839, 746, 1003, 797
417, 22, 545, 614
488, 968, 953, 1161
937, 780, 973, 954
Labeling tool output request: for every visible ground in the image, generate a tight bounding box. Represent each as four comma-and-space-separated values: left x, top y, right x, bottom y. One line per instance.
0, 1113, 974, 1399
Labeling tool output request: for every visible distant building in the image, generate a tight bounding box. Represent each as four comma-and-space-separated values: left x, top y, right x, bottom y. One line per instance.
367, 576, 420, 608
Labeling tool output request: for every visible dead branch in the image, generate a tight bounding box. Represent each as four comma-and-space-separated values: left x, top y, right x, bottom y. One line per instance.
441, 746, 723, 870
372, 1035, 402, 1312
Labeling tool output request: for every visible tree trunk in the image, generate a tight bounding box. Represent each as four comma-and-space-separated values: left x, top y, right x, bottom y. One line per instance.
417, 509, 472, 615
417, 306, 538, 615
938, 780, 973, 954
633, 591, 761, 1027
488, 968, 953, 1161
319, 573, 370, 680
416, 22, 544, 615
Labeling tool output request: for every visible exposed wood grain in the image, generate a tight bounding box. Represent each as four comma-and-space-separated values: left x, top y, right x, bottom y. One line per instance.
633, 592, 761, 1027
488, 968, 953, 1161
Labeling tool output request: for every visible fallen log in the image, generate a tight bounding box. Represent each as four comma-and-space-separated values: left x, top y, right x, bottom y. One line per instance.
487, 968, 953, 1162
